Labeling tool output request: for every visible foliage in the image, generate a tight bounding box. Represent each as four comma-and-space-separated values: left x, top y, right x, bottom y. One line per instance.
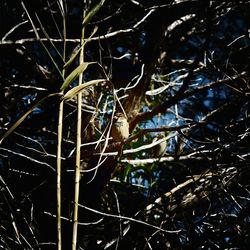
0, 0, 250, 249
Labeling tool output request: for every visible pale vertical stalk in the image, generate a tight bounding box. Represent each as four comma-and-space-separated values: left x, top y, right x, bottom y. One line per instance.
57, 2, 67, 249
72, 21, 85, 250
57, 100, 64, 250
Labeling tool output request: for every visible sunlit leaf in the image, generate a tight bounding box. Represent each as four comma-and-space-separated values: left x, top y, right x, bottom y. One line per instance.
60, 62, 94, 91
63, 79, 106, 102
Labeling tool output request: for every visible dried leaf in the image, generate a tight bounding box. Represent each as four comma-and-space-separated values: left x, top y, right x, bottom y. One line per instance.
63, 79, 106, 101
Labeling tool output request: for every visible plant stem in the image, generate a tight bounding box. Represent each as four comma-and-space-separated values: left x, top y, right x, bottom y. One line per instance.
72, 16, 85, 250
57, 3, 67, 249
57, 100, 64, 250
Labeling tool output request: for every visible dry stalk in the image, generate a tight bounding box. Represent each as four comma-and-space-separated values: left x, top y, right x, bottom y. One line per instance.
56, 100, 63, 250
72, 11, 85, 250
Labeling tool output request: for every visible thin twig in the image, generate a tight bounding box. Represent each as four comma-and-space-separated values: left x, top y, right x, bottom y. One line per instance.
78, 203, 181, 234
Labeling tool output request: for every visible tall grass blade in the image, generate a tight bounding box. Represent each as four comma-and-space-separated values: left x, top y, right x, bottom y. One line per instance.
35, 13, 64, 61
82, 0, 106, 28
60, 62, 94, 91
0, 92, 62, 144
63, 26, 98, 70
21, 1, 64, 79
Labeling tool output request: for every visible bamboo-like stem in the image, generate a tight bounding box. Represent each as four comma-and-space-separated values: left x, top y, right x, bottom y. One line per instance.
71, 79, 82, 250
72, 17, 85, 250
56, 100, 64, 250
72, 0, 107, 247
57, 3, 67, 249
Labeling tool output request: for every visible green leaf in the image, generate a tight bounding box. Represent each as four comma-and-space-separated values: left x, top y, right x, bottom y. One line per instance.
60, 62, 94, 91
63, 46, 84, 70
63, 26, 98, 70
0, 92, 62, 144
82, 0, 106, 28
63, 79, 106, 101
